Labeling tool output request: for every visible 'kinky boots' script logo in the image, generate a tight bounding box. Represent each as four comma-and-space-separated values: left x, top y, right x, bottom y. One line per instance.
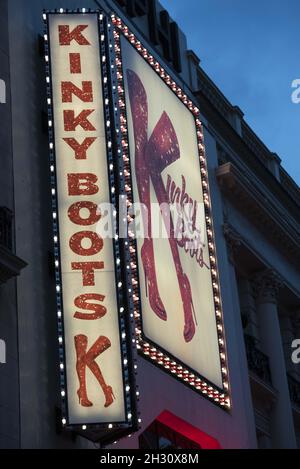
167, 175, 210, 270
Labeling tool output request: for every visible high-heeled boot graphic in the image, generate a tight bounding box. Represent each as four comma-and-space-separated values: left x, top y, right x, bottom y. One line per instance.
127, 69, 167, 321
146, 112, 197, 343
127, 69, 197, 342
74, 335, 93, 407
74, 335, 115, 408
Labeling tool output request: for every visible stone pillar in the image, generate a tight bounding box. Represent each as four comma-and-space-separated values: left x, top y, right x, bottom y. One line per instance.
223, 223, 258, 448
223, 224, 259, 338
253, 269, 297, 448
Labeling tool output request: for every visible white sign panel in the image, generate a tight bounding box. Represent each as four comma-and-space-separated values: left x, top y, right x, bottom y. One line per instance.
121, 36, 223, 389
48, 13, 125, 425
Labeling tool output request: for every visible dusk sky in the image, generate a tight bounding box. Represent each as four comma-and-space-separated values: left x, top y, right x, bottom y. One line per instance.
162, 0, 300, 185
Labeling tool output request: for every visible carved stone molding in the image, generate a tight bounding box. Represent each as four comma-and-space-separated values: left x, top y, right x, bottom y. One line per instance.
223, 223, 242, 264
252, 269, 284, 305
216, 162, 300, 271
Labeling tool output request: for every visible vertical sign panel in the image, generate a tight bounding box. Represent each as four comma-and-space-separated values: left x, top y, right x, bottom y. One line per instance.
122, 37, 222, 386
112, 16, 230, 408
47, 13, 125, 425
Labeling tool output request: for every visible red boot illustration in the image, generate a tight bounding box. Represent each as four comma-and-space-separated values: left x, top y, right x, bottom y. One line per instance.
74, 335, 115, 408
127, 69, 167, 321
146, 112, 197, 343
126, 70, 197, 343
75, 335, 93, 407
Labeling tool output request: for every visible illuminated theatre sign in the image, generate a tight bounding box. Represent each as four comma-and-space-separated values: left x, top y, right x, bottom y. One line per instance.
112, 15, 230, 408
44, 9, 230, 439
44, 11, 138, 440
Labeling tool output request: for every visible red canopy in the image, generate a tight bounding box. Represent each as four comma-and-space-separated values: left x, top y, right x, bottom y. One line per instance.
156, 410, 222, 450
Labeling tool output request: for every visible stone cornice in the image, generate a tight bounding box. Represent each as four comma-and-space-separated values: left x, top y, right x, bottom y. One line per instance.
195, 68, 300, 209
195, 88, 300, 225
0, 245, 27, 284
216, 163, 300, 270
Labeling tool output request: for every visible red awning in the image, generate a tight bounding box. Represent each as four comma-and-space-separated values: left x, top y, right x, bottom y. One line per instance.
156, 410, 222, 450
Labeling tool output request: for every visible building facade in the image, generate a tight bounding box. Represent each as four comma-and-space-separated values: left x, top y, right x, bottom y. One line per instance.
0, 0, 299, 449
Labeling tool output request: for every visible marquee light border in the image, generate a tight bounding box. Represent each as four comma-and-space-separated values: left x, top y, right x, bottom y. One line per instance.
111, 13, 231, 410
43, 9, 139, 439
